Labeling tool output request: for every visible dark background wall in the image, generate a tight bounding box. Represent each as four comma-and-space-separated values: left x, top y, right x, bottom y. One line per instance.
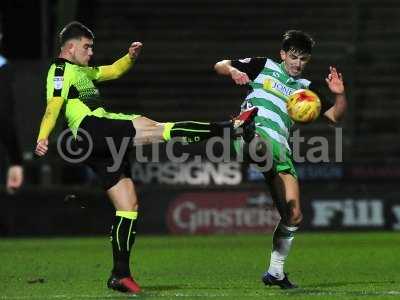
2, 0, 399, 163
0, 0, 399, 235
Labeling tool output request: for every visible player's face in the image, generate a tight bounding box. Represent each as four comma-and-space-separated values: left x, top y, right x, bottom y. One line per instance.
280, 50, 311, 77
70, 37, 94, 66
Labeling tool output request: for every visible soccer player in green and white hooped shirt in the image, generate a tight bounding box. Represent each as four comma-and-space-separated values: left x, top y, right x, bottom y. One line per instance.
214, 30, 347, 289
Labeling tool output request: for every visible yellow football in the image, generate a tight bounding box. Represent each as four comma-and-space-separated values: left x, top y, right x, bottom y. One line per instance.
287, 89, 321, 123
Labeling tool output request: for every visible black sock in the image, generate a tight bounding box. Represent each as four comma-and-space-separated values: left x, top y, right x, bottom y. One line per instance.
110, 211, 138, 278
167, 121, 232, 143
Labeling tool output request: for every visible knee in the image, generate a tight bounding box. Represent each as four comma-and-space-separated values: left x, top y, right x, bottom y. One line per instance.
288, 208, 303, 226
132, 117, 162, 133
132, 119, 165, 144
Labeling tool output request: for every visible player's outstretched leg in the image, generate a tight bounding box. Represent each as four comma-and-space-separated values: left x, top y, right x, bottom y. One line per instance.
132, 107, 258, 145
162, 106, 258, 143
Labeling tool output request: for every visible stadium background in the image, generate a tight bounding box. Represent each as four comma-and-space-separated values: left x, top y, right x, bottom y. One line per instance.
0, 0, 399, 236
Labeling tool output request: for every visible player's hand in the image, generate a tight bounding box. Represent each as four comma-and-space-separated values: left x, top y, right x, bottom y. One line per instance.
230, 68, 250, 85
325, 66, 345, 95
6, 165, 23, 194
128, 42, 143, 59
35, 139, 49, 156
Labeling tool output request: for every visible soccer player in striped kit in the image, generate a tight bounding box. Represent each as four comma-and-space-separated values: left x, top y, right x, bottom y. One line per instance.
214, 30, 347, 289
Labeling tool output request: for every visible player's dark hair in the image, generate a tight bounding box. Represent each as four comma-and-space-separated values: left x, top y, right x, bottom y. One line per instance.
59, 21, 94, 46
282, 30, 315, 54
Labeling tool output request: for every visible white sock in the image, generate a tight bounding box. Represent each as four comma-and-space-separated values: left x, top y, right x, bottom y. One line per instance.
267, 222, 298, 280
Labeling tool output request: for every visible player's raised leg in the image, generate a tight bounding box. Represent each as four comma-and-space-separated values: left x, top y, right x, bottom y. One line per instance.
262, 172, 301, 289
131, 107, 258, 145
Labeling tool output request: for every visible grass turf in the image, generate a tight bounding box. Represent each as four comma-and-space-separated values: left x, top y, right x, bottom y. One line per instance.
0, 232, 399, 299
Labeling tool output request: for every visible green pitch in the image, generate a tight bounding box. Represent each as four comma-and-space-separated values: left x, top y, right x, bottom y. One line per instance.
0, 232, 399, 299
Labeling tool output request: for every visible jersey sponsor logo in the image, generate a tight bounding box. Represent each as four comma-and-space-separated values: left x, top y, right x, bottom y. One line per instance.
239, 58, 252, 63
263, 78, 296, 97
54, 76, 63, 90
79, 88, 100, 100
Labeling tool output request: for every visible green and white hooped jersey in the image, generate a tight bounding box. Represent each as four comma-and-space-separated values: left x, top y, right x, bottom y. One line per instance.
243, 58, 311, 153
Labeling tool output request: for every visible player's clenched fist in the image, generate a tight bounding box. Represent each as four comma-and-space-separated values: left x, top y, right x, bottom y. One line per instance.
35, 139, 49, 156
230, 68, 250, 85
128, 42, 143, 59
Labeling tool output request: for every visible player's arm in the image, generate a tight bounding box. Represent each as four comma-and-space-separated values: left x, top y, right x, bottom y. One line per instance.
214, 60, 251, 85
214, 57, 266, 85
35, 96, 64, 156
35, 62, 69, 157
97, 42, 143, 82
323, 66, 347, 123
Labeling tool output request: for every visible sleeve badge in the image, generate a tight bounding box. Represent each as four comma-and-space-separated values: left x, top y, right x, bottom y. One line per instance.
54, 76, 64, 90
